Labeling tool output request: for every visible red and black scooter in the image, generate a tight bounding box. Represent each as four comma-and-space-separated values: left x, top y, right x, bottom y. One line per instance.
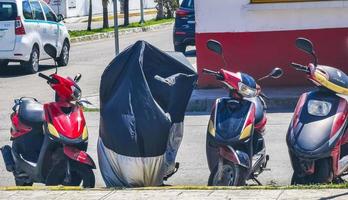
287, 38, 348, 184
204, 40, 283, 186
0, 44, 95, 187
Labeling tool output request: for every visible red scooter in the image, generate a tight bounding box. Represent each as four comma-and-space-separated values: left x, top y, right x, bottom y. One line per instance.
204, 40, 283, 186
287, 38, 348, 184
0, 44, 95, 187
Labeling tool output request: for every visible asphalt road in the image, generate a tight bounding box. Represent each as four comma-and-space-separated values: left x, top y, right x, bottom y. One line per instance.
0, 112, 294, 187
0, 27, 293, 187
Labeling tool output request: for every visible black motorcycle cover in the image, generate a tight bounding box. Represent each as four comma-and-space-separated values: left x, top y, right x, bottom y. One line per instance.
99, 40, 197, 158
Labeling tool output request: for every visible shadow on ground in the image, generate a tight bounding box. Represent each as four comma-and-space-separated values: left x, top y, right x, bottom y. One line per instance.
0, 64, 60, 78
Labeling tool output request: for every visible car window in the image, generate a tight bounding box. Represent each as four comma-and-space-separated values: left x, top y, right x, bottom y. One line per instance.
22, 1, 33, 19
40, 1, 56, 22
30, 1, 45, 20
0, 2, 17, 21
181, 0, 194, 9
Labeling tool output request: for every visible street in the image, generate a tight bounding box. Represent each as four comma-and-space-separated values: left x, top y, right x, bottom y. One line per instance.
0, 27, 293, 187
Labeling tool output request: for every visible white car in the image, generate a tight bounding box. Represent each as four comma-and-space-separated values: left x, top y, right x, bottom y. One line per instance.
0, 0, 70, 73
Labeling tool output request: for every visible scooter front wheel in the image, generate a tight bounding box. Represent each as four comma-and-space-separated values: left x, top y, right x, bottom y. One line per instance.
208, 160, 247, 186
46, 160, 95, 188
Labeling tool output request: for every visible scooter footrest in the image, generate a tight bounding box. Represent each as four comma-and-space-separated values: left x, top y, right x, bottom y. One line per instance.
1, 145, 15, 172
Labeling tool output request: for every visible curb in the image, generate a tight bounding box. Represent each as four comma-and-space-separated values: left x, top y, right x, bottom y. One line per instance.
186, 97, 299, 112
1, 183, 348, 191
82, 95, 299, 113
70, 22, 174, 43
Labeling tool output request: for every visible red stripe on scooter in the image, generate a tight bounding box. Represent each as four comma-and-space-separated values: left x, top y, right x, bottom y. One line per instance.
330, 99, 348, 137
10, 113, 32, 139
292, 93, 307, 128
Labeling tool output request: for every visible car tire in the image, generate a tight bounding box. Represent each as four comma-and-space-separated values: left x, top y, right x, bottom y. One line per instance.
57, 41, 70, 67
22, 46, 40, 74
0, 59, 9, 68
174, 44, 186, 53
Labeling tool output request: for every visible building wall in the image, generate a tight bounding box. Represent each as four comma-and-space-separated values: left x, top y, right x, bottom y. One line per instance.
195, 0, 348, 87
49, 0, 157, 18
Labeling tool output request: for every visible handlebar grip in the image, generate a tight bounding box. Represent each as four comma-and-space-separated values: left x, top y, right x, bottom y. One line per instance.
38, 73, 59, 84
202, 68, 218, 74
38, 73, 50, 81
291, 63, 309, 73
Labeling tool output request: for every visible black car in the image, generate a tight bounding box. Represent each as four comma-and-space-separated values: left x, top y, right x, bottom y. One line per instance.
173, 0, 195, 53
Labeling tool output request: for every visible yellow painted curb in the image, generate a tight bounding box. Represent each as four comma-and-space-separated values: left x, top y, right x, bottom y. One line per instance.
0, 186, 82, 191
0, 184, 347, 191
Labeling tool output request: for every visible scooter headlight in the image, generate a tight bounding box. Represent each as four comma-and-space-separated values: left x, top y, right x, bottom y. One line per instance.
238, 82, 257, 98
307, 100, 331, 117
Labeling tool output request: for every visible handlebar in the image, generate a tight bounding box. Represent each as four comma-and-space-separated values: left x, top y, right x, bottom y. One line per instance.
291, 63, 310, 73
38, 73, 59, 84
202, 68, 224, 80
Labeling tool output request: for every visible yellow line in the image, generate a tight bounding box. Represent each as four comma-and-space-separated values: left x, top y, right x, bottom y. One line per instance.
1, 184, 348, 191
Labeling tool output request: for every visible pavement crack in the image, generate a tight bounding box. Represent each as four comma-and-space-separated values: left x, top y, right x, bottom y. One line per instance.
207, 190, 215, 197
276, 190, 285, 200
98, 190, 116, 200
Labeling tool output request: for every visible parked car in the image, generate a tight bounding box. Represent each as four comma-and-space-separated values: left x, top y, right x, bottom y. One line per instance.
173, 0, 195, 53
0, 0, 70, 74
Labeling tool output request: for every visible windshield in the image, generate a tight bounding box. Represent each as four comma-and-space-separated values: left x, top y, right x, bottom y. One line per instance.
181, 0, 194, 9
0, 2, 17, 21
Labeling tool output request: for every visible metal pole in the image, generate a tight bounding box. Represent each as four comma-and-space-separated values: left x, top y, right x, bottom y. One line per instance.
113, 0, 119, 55
140, 0, 145, 24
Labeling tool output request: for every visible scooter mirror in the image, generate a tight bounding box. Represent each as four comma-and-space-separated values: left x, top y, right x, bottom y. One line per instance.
74, 73, 82, 83
270, 67, 283, 79
44, 44, 57, 59
295, 38, 314, 55
295, 37, 318, 66
206, 40, 223, 55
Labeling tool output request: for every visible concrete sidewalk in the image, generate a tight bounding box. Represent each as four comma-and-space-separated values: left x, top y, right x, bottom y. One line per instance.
0, 189, 347, 200
84, 87, 313, 112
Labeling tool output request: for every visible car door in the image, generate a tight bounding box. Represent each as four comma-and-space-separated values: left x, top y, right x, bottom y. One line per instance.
40, 1, 59, 50
30, 0, 48, 58
0, 2, 17, 51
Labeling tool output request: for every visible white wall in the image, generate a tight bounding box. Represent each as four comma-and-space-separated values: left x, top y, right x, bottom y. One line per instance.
49, 0, 157, 18
195, 0, 348, 33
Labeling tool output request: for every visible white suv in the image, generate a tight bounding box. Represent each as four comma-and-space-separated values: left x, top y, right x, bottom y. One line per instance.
0, 0, 70, 73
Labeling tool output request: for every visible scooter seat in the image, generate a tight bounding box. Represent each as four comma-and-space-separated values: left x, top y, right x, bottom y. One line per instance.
18, 98, 44, 124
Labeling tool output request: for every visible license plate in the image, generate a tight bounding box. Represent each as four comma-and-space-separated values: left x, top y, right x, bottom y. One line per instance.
187, 21, 195, 24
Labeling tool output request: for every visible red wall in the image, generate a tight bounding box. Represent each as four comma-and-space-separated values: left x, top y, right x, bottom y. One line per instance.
196, 28, 348, 88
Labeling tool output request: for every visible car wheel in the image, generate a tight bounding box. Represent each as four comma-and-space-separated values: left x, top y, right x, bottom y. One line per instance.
0, 59, 9, 68
174, 44, 186, 53
57, 41, 70, 66
22, 47, 40, 74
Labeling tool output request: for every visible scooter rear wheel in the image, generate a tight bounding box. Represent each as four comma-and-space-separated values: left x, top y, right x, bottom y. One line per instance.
208, 160, 246, 186
46, 160, 95, 188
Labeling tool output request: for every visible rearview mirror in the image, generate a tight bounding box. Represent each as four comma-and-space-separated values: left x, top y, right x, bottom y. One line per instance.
74, 73, 82, 83
296, 38, 314, 55
295, 37, 318, 66
44, 44, 57, 59
269, 67, 283, 79
206, 40, 223, 55
57, 14, 64, 22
